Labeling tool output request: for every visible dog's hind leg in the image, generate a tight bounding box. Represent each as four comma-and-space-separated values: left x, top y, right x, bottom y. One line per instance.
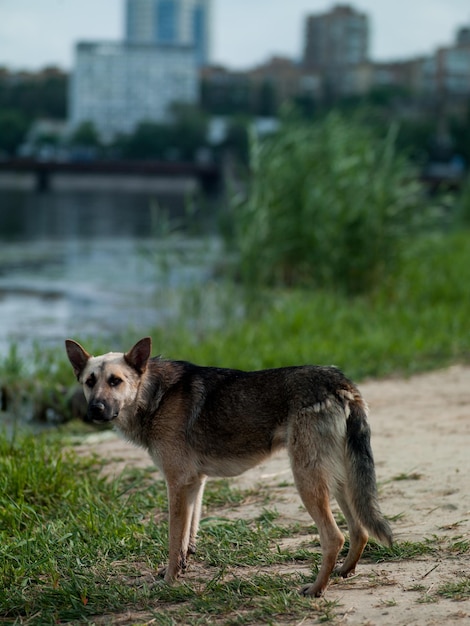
291, 467, 344, 597
188, 475, 207, 556
162, 474, 206, 583
333, 487, 368, 578
288, 409, 346, 597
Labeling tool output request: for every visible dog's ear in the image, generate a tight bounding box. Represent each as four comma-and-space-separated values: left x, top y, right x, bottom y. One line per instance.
65, 339, 91, 380
124, 337, 152, 374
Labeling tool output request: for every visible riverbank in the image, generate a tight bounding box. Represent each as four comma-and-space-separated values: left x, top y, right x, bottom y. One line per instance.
2, 364, 469, 624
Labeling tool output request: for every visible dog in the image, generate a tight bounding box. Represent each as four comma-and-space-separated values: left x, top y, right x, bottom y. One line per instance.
65, 336, 392, 597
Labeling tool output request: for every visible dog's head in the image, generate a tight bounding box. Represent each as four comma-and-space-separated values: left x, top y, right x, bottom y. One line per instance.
65, 337, 152, 424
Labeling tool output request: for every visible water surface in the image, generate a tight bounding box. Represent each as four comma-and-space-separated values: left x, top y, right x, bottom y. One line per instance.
0, 186, 220, 356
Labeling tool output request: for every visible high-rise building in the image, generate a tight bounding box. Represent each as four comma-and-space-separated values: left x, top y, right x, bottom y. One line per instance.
69, 42, 198, 141
303, 4, 369, 96
125, 0, 211, 66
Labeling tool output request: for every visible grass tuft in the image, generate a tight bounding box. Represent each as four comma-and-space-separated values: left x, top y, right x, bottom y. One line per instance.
392, 471, 424, 481
360, 538, 437, 562
437, 579, 470, 601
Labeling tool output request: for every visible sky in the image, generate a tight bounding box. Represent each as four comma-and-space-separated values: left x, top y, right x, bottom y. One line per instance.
0, 0, 469, 72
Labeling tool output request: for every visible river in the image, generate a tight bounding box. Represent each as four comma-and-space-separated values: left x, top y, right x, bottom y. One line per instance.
0, 181, 223, 357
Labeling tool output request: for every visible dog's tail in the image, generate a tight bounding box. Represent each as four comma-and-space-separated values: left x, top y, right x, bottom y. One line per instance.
345, 397, 393, 546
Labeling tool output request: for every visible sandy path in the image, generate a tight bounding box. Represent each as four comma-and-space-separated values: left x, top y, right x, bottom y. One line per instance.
78, 365, 470, 625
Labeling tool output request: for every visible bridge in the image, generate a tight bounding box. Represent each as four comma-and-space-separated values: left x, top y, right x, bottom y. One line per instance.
0, 158, 222, 194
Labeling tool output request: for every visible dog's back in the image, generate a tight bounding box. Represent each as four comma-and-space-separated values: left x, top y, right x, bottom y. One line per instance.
137, 361, 359, 467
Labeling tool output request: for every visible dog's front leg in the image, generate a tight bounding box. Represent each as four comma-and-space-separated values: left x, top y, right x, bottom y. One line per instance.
162, 475, 206, 584
162, 482, 192, 583
188, 475, 207, 555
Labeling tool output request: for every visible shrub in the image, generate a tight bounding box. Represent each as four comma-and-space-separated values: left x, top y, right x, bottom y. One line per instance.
230, 111, 428, 294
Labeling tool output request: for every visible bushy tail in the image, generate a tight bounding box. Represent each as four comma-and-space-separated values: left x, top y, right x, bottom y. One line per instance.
345, 400, 393, 546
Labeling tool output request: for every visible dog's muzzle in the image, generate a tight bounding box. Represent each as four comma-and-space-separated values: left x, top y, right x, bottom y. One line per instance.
87, 401, 115, 423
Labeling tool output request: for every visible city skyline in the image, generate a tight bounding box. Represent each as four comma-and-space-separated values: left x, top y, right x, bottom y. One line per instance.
1, 0, 469, 72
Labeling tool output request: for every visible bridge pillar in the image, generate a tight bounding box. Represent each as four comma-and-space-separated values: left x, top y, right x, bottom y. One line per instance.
199, 169, 223, 196
36, 168, 50, 193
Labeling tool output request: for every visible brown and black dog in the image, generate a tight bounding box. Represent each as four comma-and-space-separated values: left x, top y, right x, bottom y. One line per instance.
65, 336, 392, 597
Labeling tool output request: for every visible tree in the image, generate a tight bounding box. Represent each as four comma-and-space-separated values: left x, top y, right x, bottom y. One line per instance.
115, 106, 209, 161
169, 104, 208, 160
256, 80, 278, 116
69, 121, 101, 148
223, 117, 250, 165
0, 68, 67, 120
450, 103, 470, 165
0, 110, 28, 155
118, 121, 173, 159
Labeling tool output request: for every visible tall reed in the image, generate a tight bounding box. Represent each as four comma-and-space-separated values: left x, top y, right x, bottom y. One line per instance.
231, 111, 428, 294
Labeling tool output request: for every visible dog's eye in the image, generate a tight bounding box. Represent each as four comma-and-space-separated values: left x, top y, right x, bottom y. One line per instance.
108, 376, 122, 387
85, 374, 96, 388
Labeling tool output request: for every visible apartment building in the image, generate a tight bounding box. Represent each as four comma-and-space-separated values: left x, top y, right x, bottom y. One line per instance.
201, 57, 322, 116
373, 25, 470, 104
303, 4, 369, 97
69, 42, 198, 141
300, 6, 470, 104
248, 57, 322, 106
435, 41, 470, 98
125, 0, 211, 66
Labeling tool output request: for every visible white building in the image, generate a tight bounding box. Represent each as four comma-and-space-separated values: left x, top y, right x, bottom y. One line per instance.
125, 0, 211, 66
69, 42, 198, 141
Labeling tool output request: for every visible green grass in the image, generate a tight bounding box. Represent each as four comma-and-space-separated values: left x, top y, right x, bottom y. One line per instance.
0, 432, 326, 624
437, 579, 470, 601
360, 538, 437, 562
0, 434, 165, 623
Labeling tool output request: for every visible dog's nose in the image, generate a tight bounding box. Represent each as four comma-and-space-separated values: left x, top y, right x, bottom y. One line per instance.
88, 402, 106, 419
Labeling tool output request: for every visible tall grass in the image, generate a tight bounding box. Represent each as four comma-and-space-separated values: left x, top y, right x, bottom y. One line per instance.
146, 230, 470, 378
230, 111, 430, 294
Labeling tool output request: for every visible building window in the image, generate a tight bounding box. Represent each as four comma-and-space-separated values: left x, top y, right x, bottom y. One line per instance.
156, 0, 179, 43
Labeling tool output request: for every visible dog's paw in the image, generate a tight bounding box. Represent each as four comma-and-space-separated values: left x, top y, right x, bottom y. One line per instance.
300, 582, 326, 597
153, 578, 169, 589
158, 565, 183, 585
333, 564, 356, 579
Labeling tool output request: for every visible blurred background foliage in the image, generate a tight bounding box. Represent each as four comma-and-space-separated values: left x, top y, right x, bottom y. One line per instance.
229, 110, 433, 294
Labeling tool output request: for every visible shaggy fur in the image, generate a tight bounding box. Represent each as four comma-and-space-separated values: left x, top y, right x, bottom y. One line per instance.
66, 337, 392, 597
